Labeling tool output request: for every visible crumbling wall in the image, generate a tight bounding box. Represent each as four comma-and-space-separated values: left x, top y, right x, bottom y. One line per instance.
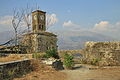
84, 42, 120, 66
0, 59, 32, 80
21, 32, 57, 53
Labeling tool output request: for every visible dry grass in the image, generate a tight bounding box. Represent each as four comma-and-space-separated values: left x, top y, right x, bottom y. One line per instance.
58, 50, 83, 55
0, 45, 6, 48
14, 59, 66, 80
0, 54, 32, 62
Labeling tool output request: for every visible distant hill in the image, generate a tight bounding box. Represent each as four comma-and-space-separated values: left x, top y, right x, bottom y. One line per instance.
0, 31, 14, 44
54, 30, 117, 50
0, 30, 117, 50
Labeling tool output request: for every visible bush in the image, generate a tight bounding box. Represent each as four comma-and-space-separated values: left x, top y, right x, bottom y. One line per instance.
63, 53, 74, 69
32, 53, 41, 59
91, 58, 100, 65
44, 48, 59, 59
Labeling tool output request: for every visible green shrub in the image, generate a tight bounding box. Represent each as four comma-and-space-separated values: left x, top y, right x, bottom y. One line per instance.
63, 53, 74, 69
44, 48, 59, 59
32, 53, 41, 59
91, 58, 100, 65
41, 54, 48, 58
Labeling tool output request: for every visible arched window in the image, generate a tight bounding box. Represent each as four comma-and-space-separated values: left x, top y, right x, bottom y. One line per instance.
42, 25, 44, 30
33, 25, 36, 31
39, 24, 42, 30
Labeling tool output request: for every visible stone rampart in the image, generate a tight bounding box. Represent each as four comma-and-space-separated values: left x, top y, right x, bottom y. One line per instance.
84, 41, 120, 66
0, 59, 32, 80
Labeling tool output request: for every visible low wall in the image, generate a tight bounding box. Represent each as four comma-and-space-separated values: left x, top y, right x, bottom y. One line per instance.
84, 42, 120, 66
58, 50, 83, 56
0, 59, 32, 80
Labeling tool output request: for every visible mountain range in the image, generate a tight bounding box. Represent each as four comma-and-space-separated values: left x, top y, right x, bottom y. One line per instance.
54, 30, 117, 50
0, 30, 118, 50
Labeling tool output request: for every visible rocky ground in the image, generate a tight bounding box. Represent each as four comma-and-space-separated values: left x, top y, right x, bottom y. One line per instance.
14, 62, 120, 80
62, 64, 120, 80
14, 60, 66, 80
14, 69, 66, 80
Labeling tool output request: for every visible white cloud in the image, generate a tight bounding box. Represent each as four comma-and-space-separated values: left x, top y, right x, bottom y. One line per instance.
90, 21, 120, 39
116, 21, 120, 26
63, 20, 79, 27
0, 16, 12, 26
46, 14, 58, 27
1, 14, 120, 40
93, 21, 112, 31
0, 16, 13, 32
0, 14, 58, 32
92, 21, 120, 33
0, 15, 28, 33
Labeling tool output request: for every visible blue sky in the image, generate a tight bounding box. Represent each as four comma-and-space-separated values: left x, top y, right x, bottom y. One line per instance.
0, 0, 120, 38
0, 0, 120, 25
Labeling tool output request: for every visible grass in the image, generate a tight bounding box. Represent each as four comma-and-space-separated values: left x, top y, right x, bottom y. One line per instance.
0, 54, 32, 62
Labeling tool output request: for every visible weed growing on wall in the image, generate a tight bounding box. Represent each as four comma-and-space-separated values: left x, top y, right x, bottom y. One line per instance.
91, 58, 101, 65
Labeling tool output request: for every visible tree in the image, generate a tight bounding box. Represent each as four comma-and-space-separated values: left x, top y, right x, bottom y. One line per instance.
22, 6, 34, 53
23, 5, 33, 33
46, 14, 58, 30
12, 9, 24, 46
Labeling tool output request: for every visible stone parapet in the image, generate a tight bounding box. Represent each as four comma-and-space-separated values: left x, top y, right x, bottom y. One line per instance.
84, 41, 120, 66
0, 59, 32, 80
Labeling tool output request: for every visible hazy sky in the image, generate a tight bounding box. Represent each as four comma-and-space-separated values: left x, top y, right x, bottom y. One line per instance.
0, 0, 120, 39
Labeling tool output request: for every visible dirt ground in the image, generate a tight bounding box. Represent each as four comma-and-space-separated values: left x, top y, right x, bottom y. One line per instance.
14, 70, 66, 80
62, 64, 120, 80
14, 63, 120, 80
13, 59, 120, 80
14, 60, 66, 80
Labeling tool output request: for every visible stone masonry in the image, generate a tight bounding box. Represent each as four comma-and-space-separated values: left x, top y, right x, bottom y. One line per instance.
0, 59, 32, 80
83, 41, 120, 66
21, 32, 57, 53
21, 10, 57, 53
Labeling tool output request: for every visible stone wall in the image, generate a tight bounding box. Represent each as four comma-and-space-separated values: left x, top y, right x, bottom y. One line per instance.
84, 41, 120, 66
0, 59, 32, 80
58, 50, 83, 57
21, 32, 57, 53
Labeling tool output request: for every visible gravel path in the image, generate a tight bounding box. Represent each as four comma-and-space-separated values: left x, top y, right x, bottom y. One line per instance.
62, 64, 120, 80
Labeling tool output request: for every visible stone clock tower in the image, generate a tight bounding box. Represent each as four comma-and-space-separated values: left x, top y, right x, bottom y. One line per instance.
21, 10, 57, 53
32, 10, 46, 32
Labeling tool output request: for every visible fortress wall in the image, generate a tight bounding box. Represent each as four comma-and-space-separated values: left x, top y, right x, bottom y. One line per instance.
84, 41, 120, 66
0, 59, 32, 80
